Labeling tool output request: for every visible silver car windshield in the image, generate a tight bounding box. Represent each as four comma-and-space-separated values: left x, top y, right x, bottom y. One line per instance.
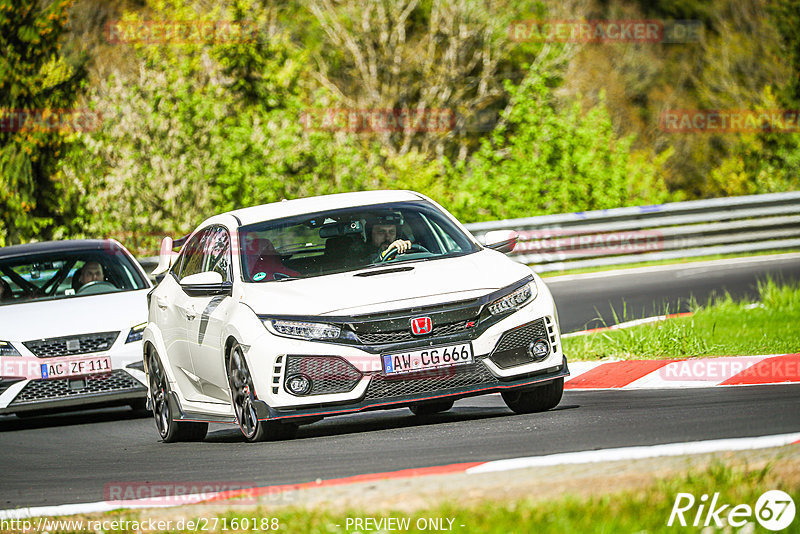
238, 200, 479, 282
0, 246, 149, 306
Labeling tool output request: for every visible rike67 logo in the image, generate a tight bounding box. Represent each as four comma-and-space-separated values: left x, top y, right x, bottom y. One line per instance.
669, 490, 796, 531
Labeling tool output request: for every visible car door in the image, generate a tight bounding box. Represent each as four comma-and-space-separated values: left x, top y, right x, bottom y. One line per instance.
162, 229, 208, 401
186, 226, 236, 403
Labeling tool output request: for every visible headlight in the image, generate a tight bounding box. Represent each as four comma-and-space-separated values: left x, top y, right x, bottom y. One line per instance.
488, 282, 536, 315
268, 319, 341, 340
0, 340, 21, 356
126, 323, 147, 343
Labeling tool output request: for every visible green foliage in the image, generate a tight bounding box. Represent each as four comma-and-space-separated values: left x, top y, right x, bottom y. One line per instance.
5, 0, 800, 249
448, 70, 674, 222
0, 0, 88, 246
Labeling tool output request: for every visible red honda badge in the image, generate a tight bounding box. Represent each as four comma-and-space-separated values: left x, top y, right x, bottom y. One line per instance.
410, 316, 433, 336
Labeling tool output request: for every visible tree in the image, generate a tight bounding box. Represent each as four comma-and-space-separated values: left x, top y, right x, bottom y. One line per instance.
449, 66, 673, 221
0, 0, 88, 245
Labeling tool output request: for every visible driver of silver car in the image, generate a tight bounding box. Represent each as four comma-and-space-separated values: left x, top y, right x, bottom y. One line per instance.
77, 261, 105, 288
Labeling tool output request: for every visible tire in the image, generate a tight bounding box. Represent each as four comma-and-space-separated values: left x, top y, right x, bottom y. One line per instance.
228, 343, 297, 442
409, 399, 454, 416
146, 350, 208, 442
501, 378, 564, 414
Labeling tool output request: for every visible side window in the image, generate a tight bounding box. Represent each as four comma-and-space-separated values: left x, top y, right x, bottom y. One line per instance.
177, 230, 208, 280
204, 227, 232, 282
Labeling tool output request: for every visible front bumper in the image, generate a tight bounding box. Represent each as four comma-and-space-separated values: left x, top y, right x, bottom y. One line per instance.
0, 369, 147, 415
253, 356, 568, 422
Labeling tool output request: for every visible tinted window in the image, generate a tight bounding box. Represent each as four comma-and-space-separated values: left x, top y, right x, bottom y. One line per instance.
238, 200, 478, 282
177, 230, 207, 279
0, 244, 149, 305
204, 227, 232, 282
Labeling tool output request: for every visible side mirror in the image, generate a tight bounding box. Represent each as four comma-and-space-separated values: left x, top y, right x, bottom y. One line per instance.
484, 230, 518, 254
180, 271, 232, 297
151, 236, 176, 277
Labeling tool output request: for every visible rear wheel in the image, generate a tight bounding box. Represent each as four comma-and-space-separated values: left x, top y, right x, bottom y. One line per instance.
228, 343, 297, 442
147, 350, 207, 442
502, 378, 564, 414
409, 399, 454, 416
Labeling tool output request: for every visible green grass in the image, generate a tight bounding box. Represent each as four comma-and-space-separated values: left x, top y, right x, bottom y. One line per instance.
564, 278, 800, 361
29, 460, 799, 533
538, 249, 800, 278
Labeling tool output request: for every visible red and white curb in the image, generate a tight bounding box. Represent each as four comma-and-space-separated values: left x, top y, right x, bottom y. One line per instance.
3, 433, 799, 520
565, 353, 800, 390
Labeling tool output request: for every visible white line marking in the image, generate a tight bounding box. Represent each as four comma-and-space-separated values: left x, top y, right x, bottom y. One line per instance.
465, 432, 800, 474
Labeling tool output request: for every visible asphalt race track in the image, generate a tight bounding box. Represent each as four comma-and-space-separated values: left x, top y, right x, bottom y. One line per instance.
1, 255, 799, 510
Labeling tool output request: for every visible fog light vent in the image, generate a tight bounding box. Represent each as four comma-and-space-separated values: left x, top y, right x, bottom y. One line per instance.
527, 338, 550, 362
285, 374, 312, 396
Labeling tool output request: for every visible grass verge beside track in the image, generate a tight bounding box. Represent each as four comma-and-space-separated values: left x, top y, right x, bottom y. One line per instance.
564, 278, 800, 361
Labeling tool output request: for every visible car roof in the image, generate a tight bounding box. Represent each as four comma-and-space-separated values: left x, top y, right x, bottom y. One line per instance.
0, 239, 123, 260
207, 190, 427, 228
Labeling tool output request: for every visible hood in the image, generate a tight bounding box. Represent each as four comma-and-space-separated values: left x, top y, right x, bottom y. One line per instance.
243, 249, 531, 316
0, 289, 149, 341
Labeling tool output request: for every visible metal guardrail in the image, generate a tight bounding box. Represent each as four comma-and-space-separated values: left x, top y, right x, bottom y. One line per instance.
464, 191, 800, 273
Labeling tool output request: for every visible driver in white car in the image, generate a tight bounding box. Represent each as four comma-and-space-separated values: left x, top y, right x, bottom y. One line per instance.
366, 220, 412, 261
77, 261, 105, 288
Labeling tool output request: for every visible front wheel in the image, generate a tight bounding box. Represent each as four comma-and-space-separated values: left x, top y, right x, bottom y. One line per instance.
147, 350, 207, 442
228, 343, 297, 442
501, 378, 564, 414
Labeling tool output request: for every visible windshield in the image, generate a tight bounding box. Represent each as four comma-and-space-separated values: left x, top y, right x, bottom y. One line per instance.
238, 200, 479, 282
0, 244, 149, 306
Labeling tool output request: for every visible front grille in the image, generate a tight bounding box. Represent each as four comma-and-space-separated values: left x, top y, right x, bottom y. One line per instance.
357, 321, 471, 344
9, 370, 144, 405
490, 319, 548, 369
364, 360, 495, 400
285, 356, 362, 396
23, 332, 120, 358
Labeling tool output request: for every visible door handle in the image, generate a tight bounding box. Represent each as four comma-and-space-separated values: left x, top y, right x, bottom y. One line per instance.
184, 305, 197, 320
156, 296, 168, 309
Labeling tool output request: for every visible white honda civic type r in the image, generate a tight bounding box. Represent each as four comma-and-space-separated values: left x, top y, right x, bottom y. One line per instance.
143, 190, 568, 442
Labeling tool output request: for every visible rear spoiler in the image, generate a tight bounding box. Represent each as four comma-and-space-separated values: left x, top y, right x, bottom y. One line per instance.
151, 234, 190, 276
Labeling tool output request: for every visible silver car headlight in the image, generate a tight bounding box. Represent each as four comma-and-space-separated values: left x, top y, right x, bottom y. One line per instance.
267, 319, 342, 340
488, 281, 536, 315
0, 340, 21, 356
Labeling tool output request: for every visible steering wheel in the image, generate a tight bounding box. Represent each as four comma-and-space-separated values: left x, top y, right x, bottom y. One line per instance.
76, 280, 117, 295
379, 244, 430, 262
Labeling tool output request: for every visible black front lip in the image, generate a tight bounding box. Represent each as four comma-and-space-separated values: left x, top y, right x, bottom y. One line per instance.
0, 389, 146, 415
253, 357, 569, 422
